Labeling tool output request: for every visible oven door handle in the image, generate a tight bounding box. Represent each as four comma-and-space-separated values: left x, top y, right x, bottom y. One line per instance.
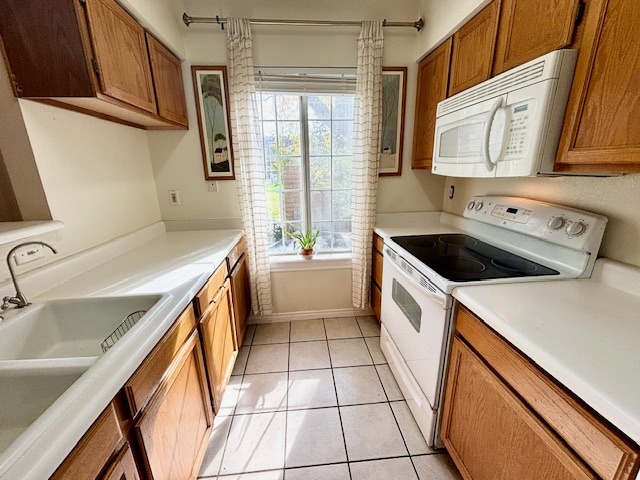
384, 252, 450, 309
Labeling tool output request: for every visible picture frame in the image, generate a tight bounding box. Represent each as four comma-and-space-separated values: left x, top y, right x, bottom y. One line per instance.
379, 67, 407, 177
191, 65, 235, 180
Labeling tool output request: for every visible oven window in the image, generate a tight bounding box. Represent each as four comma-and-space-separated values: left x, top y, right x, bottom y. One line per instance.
392, 279, 422, 332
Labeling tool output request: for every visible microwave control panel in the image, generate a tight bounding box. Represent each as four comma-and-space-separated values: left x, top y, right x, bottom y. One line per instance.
502, 102, 534, 160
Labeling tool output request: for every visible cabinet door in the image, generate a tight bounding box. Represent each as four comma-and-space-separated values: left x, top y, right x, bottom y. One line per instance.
441, 337, 596, 480
449, 1, 501, 96
146, 33, 188, 127
84, 0, 156, 113
230, 254, 251, 347
101, 444, 140, 480
411, 38, 452, 169
199, 278, 238, 412
136, 332, 213, 480
493, 0, 580, 74
555, 0, 640, 173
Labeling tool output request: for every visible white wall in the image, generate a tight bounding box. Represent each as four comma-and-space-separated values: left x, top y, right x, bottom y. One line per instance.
148, 0, 444, 313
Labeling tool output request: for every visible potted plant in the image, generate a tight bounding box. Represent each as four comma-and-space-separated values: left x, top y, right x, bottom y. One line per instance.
284, 228, 319, 258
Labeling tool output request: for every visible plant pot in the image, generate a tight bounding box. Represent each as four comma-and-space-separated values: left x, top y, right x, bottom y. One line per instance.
300, 248, 314, 259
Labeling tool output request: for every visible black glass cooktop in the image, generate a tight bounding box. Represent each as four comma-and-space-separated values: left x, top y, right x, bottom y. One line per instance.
391, 234, 559, 282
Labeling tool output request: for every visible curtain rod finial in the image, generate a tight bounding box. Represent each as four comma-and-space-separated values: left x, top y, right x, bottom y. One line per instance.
182, 13, 192, 27
414, 18, 424, 32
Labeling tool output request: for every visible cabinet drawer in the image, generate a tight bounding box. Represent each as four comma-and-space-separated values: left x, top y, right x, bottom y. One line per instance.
372, 249, 383, 288
51, 402, 124, 480
373, 233, 384, 254
227, 236, 247, 273
125, 304, 197, 417
456, 306, 640, 480
196, 262, 229, 317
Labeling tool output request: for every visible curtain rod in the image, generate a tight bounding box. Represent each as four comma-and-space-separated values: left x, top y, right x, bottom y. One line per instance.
182, 13, 424, 32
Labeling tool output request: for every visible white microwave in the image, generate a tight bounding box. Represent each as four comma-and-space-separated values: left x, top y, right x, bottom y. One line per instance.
431, 49, 578, 178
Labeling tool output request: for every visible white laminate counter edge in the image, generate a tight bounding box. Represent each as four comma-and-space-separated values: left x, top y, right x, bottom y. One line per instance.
0, 228, 244, 480
0, 222, 166, 300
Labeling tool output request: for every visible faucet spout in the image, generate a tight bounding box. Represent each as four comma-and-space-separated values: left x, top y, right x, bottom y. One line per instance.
2, 241, 58, 310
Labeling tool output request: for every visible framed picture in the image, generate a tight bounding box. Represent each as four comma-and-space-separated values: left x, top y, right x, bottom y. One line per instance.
379, 67, 407, 177
192, 66, 235, 180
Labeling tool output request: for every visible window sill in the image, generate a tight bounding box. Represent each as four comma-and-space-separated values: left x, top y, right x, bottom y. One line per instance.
269, 252, 352, 272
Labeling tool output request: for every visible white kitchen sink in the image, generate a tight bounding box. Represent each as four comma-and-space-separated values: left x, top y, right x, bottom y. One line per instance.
0, 295, 162, 360
0, 363, 90, 453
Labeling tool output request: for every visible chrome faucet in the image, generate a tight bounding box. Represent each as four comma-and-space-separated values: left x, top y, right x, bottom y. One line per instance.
2, 241, 57, 310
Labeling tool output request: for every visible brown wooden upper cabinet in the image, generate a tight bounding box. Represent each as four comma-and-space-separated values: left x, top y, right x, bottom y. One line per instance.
448, 0, 501, 96
492, 0, 582, 74
0, 0, 188, 130
554, 0, 640, 173
411, 38, 452, 170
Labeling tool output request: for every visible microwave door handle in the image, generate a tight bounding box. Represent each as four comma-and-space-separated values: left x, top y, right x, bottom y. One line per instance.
482, 97, 504, 172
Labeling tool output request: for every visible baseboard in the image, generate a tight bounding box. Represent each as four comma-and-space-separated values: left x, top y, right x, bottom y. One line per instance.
250, 307, 375, 323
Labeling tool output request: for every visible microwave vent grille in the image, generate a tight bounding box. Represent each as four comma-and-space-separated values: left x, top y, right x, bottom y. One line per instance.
437, 60, 546, 117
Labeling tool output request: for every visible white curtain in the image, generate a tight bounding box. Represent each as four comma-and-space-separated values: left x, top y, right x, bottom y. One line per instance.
226, 18, 273, 315
351, 21, 384, 309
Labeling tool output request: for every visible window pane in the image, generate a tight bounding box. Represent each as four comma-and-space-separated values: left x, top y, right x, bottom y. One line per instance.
310, 156, 331, 189
333, 221, 352, 250
267, 223, 284, 252
332, 96, 354, 119
308, 96, 332, 120
332, 121, 353, 155
283, 191, 303, 221
276, 95, 299, 120
266, 191, 281, 221
332, 190, 351, 220
332, 156, 352, 189
311, 190, 331, 221
284, 222, 303, 251
281, 157, 302, 190
262, 121, 277, 157
309, 121, 331, 155
265, 156, 281, 189
311, 221, 332, 252
278, 121, 300, 155
261, 94, 276, 120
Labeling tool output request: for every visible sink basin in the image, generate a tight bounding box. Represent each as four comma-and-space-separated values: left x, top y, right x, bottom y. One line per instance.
0, 295, 162, 360
0, 363, 90, 453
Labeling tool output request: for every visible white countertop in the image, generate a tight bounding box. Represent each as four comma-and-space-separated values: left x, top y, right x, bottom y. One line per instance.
453, 258, 640, 446
0, 228, 243, 480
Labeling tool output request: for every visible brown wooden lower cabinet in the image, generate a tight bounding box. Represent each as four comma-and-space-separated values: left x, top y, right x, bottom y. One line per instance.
441, 306, 640, 480
230, 253, 251, 346
135, 331, 213, 480
101, 444, 140, 480
371, 233, 384, 322
199, 278, 238, 413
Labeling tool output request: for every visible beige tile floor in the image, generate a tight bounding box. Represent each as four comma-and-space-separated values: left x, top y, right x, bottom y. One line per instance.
198, 316, 463, 480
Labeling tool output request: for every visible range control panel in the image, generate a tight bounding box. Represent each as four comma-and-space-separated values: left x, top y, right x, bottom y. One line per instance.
463, 196, 608, 252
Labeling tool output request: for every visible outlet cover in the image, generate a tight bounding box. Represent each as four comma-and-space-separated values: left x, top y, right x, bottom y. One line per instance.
208, 182, 219, 192
13, 245, 45, 265
169, 190, 180, 206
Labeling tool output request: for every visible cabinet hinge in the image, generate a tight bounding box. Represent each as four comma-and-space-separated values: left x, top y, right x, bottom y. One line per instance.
575, 0, 586, 27
91, 58, 100, 77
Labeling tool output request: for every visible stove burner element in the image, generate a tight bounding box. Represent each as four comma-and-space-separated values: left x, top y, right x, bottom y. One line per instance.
491, 258, 538, 273
435, 256, 486, 273
404, 238, 437, 249
439, 234, 478, 246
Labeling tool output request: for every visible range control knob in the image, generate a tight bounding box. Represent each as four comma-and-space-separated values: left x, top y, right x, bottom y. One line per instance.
475, 202, 484, 211
467, 201, 476, 210
566, 221, 586, 237
547, 216, 565, 230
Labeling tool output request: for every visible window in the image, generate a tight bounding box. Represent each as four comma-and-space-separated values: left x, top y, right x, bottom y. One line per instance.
259, 93, 355, 254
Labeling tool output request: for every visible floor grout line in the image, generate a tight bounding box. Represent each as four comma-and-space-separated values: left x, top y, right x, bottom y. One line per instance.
323, 318, 353, 480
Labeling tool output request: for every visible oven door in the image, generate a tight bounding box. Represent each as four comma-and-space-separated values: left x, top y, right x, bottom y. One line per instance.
380, 248, 452, 409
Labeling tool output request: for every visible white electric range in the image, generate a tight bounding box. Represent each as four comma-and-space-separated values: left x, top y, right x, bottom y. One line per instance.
378, 196, 608, 448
